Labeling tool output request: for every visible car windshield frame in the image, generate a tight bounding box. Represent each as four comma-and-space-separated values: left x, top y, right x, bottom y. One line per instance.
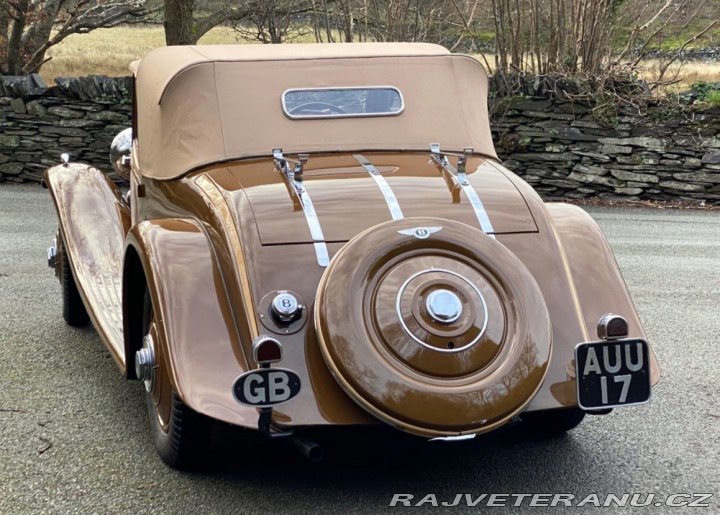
282, 86, 405, 120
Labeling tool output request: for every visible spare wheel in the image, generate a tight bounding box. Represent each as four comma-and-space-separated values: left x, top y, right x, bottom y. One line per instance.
315, 217, 552, 437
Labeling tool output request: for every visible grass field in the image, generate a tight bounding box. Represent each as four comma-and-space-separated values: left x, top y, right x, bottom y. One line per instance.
638, 60, 720, 92
40, 25, 720, 93
41, 25, 240, 83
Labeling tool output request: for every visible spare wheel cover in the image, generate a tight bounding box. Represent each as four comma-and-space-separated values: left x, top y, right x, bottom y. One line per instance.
315, 217, 552, 437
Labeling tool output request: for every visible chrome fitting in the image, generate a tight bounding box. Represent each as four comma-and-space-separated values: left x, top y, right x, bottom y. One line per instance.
47, 237, 58, 275
271, 291, 300, 323
426, 289, 463, 325
597, 313, 629, 341
135, 334, 156, 391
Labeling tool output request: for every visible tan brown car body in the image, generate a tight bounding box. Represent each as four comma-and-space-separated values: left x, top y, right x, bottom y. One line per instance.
45, 44, 659, 444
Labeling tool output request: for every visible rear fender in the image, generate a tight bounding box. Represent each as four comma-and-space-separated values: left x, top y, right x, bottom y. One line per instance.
534, 203, 661, 408
44, 163, 129, 365
123, 219, 257, 426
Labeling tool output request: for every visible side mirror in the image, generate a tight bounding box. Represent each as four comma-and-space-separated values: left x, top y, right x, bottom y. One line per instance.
110, 128, 132, 181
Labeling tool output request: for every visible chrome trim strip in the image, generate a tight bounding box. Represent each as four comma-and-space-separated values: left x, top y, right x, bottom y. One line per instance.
395, 268, 489, 354
273, 149, 330, 267
353, 154, 404, 221
430, 434, 477, 442
313, 242, 330, 267
430, 144, 495, 238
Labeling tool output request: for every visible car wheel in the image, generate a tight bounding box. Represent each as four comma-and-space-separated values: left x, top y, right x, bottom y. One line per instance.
520, 407, 586, 437
141, 288, 213, 469
58, 235, 89, 327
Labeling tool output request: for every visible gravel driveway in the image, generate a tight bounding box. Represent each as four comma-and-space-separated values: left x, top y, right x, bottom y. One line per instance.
1, 183, 718, 514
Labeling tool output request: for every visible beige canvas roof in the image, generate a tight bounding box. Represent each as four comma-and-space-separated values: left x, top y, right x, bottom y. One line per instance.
133, 43, 497, 180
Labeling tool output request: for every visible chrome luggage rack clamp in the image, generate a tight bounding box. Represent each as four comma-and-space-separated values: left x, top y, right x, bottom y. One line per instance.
429, 144, 495, 238
272, 149, 329, 267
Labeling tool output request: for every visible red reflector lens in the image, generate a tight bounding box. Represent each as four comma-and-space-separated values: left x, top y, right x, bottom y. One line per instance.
253, 337, 282, 364
597, 313, 630, 340
606, 317, 629, 338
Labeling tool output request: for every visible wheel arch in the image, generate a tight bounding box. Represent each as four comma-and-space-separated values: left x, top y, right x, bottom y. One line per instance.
122, 218, 257, 426
122, 242, 147, 380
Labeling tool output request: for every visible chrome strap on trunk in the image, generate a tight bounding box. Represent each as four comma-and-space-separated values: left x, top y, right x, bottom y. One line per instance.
273, 149, 330, 267
430, 144, 495, 238
353, 154, 404, 221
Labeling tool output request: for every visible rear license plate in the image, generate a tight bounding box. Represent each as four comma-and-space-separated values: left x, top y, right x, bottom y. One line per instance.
575, 338, 651, 410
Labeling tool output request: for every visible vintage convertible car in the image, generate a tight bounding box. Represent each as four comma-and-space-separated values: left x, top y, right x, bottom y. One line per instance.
44, 43, 660, 468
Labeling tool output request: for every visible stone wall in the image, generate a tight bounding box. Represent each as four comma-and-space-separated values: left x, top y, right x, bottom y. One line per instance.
490, 96, 720, 203
0, 75, 131, 183
1, 74, 719, 204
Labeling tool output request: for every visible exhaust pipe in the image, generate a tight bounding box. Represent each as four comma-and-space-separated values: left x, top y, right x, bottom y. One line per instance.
287, 435, 324, 462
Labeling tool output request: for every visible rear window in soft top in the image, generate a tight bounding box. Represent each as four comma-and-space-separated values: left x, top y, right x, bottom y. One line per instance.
282, 87, 404, 119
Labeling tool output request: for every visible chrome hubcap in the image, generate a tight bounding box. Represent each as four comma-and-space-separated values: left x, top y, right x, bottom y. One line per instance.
426, 289, 463, 324
135, 334, 156, 392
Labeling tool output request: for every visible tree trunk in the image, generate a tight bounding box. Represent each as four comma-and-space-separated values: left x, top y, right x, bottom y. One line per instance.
319, 0, 334, 42
339, 0, 353, 42
310, 0, 323, 42
20, 0, 63, 74
0, 12, 8, 74
3, 0, 30, 75
1, 0, 156, 76
164, 0, 196, 45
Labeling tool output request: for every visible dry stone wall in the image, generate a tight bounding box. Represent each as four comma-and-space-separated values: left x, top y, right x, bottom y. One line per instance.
0, 75, 131, 183
490, 95, 720, 203
1, 74, 719, 204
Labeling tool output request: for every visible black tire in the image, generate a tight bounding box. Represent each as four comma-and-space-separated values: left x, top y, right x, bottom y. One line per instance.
520, 408, 586, 437
58, 236, 89, 327
142, 288, 213, 469
148, 392, 215, 469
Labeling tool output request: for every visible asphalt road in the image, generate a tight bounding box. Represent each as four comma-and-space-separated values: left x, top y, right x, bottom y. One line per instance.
1, 183, 718, 514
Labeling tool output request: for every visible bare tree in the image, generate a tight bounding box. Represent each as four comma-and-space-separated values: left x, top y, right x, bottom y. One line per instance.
163, 0, 258, 45
490, 0, 718, 77
0, 0, 156, 75
614, 0, 718, 88
318, 0, 335, 42
334, 0, 353, 42
349, 0, 471, 44
233, 0, 312, 44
